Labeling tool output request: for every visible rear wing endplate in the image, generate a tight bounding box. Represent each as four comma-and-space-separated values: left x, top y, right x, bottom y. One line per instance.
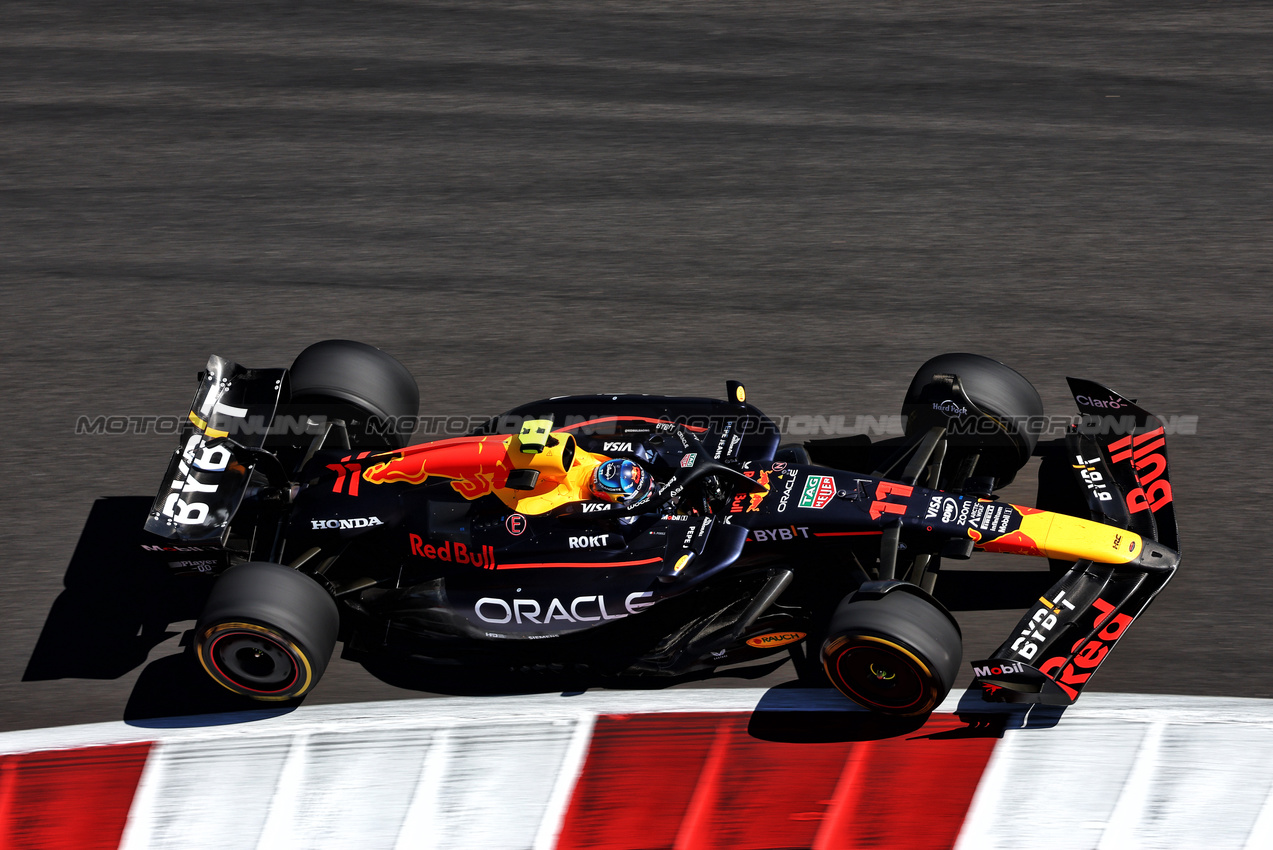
143, 356, 285, 543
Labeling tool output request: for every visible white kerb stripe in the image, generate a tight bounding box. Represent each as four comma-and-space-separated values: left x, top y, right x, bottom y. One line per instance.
394, 727, 453, 850
276, 728, 437, 849
254, 731, 312, 850
121, 735, 297, 850
117, 739, 170, 850
427, 720, 578, 850
1114, 722, 1273, 850
951, 723, 1020, 850
533, 713, 595, 850
956, 719, 1152, 850
1097, 719, 1166, 850
1243, 769, 1273, 850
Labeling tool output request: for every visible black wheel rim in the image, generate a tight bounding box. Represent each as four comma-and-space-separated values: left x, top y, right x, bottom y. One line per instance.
209, 630, 299, 694
831, 643, 930, 713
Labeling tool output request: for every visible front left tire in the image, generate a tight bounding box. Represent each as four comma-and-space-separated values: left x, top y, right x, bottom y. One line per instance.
820, 588, 962, 717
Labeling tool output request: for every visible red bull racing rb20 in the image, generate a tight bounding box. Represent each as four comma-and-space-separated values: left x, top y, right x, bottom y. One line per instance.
143, 341, 1179, 717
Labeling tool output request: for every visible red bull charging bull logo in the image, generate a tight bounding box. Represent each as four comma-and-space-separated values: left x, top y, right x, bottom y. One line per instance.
361, 435, 515, 500
730, 470, 771, 513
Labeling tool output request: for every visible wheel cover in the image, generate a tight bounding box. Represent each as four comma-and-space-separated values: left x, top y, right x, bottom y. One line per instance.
823, 634, 939, 715
199, 622, 313, 701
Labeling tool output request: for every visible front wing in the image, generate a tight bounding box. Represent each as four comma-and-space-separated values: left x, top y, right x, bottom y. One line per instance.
971, 379, 1180, 704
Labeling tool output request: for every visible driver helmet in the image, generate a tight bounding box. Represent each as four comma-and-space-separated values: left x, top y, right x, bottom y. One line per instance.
591, 458, 653, 505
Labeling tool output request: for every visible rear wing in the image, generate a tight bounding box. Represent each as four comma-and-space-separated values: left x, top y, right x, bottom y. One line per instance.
970, 379, 1179, 704
143, 356, 286, 543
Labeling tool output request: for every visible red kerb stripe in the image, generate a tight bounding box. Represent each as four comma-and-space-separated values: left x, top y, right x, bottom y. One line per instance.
0, 741, 152, 850
554, 712, 996, 850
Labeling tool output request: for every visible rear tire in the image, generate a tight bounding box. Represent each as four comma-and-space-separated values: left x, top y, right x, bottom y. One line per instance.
289, 339, 420, 449
820, 589, 961, 717
195, 562, 340, 702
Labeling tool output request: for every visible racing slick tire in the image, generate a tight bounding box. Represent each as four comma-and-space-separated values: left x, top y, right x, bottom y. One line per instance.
289, 339, 420, 449
904, 353, 1044, 490
195, 562, 340, 702
820, 589, 961, 717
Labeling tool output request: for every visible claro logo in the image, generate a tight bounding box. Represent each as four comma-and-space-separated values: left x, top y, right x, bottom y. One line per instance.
1075, 394, 1126, 409
475, 591, 655, 624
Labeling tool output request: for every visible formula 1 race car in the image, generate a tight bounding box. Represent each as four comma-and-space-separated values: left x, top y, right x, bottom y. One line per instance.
143, 341, 1179, 716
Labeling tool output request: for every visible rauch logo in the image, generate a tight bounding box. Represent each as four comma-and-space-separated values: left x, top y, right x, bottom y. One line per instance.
746, 632, 807, 648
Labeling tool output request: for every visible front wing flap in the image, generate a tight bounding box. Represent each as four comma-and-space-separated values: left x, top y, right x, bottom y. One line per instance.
972, 379, 1179, 704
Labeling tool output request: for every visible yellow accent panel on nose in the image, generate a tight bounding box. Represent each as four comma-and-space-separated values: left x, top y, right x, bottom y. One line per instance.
1029, 511, 1141, 564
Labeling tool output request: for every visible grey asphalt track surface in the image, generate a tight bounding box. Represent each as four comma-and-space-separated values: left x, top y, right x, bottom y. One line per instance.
2, 1, 1271, 733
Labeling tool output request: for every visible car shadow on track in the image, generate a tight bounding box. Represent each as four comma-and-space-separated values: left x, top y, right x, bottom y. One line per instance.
355, 653, 794, 699
123, 650, 301, 727
23, 497, 204, 683
22, 496, 293, 725
746, 682, 1067, 743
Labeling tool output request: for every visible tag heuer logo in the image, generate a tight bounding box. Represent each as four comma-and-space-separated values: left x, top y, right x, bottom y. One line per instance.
798, 475, 836, 509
